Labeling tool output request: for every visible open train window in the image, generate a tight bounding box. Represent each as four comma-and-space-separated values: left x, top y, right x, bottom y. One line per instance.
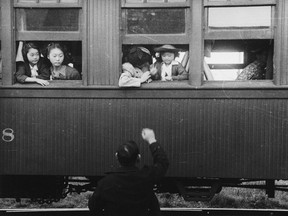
122, 45, 189, 67
15, 41, 82, 82
203, 1, 276, 83
121, 0, 191, 85
204, 40, 273, 81
11, 0, 84, 85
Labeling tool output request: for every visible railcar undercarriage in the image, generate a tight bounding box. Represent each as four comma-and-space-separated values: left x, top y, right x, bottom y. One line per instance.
1, 175, 288, 203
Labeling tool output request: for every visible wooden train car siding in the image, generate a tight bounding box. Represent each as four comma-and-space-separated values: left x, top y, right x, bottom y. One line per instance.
87, 0, 121, 85
1, 88, 288, 179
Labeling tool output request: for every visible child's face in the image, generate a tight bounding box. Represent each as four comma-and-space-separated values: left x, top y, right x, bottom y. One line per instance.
48, 48, 64, 67
161, 52, 175, 65
27, 48, 40, 65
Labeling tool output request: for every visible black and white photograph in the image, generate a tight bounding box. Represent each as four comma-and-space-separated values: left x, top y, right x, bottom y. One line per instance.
1, 0, 288, 215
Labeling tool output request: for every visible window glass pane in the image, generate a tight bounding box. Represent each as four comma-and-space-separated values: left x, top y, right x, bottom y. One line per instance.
16, 9, 80, 31
208, 6, 271, 28
127, 9, 185, 34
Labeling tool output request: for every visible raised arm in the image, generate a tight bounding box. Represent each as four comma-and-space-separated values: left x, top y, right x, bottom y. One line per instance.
142, 128, 169, 181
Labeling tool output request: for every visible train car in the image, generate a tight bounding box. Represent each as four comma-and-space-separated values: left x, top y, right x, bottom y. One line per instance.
1, 0, 288, 202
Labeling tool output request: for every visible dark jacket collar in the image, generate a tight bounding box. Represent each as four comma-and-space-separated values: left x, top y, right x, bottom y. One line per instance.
106, 165, 139, 174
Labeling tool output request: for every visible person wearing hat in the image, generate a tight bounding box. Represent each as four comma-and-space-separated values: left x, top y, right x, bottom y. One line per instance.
88, 128, 169, 216
152, 44, 188, 81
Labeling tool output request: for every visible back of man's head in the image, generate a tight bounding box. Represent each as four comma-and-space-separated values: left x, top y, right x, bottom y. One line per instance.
116, 140, 140, 166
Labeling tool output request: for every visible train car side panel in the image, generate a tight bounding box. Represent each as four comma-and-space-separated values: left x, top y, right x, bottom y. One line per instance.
1, 89, 288, 180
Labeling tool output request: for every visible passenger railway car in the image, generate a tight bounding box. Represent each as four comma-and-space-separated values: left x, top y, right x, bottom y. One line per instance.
1, 0, 288, 202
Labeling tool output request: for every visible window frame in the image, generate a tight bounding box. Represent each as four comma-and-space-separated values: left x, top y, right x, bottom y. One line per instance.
202, 0, 281, 85
121, 0, 202, 86
204, 1, 276, 40
14, 0, 84, 41
0, 0, 88, 86
121, 0, 191, 45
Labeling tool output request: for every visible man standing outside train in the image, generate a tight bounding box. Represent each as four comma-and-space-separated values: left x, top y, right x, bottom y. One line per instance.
88, 128, 169, 216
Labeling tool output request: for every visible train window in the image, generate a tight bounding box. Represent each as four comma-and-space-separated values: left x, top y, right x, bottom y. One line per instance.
126, 9, 185, 34
15, 41, 82, 82
203, 0, 276, 83
204, 3, 275, 40
204, 40, 273, 81
10, 0, 85, 85
16, 9, 80, 32
208, 6, 271, 28
121, 0, 190, 85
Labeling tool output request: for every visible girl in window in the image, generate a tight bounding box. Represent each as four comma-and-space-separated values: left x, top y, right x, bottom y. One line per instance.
47, 42, 81, 80
152, 45, 188, 81
15, 42, 50, 86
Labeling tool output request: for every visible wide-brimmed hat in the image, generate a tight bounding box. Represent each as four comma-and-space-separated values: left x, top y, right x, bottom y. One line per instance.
154, 44, 181, 53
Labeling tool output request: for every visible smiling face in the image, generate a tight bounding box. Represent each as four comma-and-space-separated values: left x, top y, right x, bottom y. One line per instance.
48, 48, 64, 67
27, 48, 40, 66
161, 52, 175, 65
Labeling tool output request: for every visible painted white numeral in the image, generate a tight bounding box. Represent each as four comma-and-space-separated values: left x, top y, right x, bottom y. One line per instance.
2, 128, 15, 142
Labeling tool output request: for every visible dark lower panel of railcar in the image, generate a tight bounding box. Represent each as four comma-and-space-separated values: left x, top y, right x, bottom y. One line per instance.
0, 175, 282, 201
1, 89, 288, 180
0, 175, 65, 201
